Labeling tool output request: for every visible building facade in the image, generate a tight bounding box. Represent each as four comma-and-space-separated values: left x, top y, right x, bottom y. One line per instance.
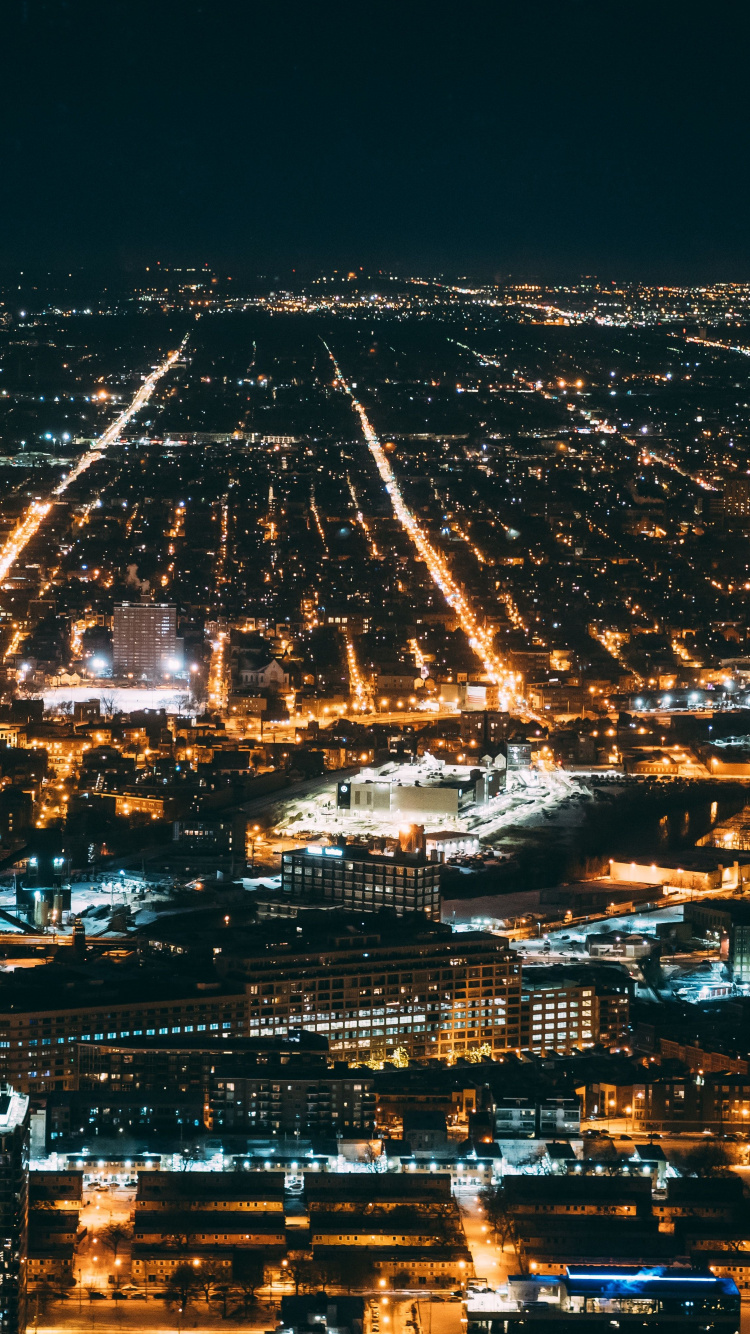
281, 846, 441, 920
237, 931, 523, 1063
112, 603, 180, 680
0, 930, 522, 1089
0, 1088, 29, 1334
209, 1069, 376, 1136
519, 978, 630, 1053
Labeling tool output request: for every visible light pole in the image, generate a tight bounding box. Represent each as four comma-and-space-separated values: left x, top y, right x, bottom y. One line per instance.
249, 825, 261, 876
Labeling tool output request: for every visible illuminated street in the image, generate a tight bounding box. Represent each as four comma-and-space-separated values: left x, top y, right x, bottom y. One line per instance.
324, 344, 518, 706
2, 6, 750, 1319
0, 339, 187, 588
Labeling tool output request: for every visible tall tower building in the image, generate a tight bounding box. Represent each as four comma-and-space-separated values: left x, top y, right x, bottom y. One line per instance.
112, 603, 180, 680
0, 1087, 29, 1334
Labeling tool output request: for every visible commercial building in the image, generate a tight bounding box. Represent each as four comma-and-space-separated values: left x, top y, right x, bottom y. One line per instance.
609, 850, 750, 895
280, 845, 441, 919
467, 1267, 740, 1332
112, 602, 180, 680
338, 758, 505, 824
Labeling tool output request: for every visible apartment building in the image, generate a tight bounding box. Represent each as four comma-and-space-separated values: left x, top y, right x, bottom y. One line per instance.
306, 1172, 472, 1287
209, 1066, 376, 1136
136, 1172, 285, 1211
492, 1096, 581, 1139
499, 1176, 671, 1276
131, 1172, 287, 1280
233, 925, 523, 1062
501, 1176, 652, 1219
27, 1174, 82, 1287
132, 1212, 286, 1248
0, 975, 249, 1096
305, 1173, 452, 1209
112, 602, 180, 680
0, 1087, 30, 1333
519, 965, 631, 1053
0, 916, 641, 1103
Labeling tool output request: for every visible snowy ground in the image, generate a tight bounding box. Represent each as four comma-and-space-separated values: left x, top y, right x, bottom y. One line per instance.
272, 760, 593, 844
0, 870, 177, 940
42, 684, 194, 713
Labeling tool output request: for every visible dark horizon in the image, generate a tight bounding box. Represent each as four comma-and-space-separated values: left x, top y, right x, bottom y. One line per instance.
4, 0, 750, 283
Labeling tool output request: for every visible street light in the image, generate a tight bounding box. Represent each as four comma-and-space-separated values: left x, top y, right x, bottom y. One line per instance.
248, 825, 261, 875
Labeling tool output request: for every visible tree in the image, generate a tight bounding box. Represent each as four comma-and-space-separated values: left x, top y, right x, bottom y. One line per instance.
163, 1228, 198, 1254
331, 1252, 374, 1293
234, 1252, 268, 1312
100, 1222, 133, 1263
177, 1141, 205, 1170
675, 1141, 735, 1177
285, 1257, 325, 1296
31, 1267, 73, 1318
31, 1282, 57, 1320
213, 1279, 230, 1319
464, 1044, 492, 1063
164, 1263, 202, 1313
392, 1269, 412, 1290
195, 1261, 224, 1306
46, 1263, 75, 1298
479, 1184, 518, 1252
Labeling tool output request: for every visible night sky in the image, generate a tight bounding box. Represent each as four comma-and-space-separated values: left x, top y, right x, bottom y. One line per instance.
4, 0, 750, 280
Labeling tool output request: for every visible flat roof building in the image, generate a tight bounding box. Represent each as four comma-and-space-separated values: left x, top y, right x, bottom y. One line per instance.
112, 602, 180, 680
281, 845, 441, 920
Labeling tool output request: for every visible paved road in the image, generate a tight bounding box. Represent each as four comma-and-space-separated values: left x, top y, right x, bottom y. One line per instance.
454, 1185, 509, 1286
76, 1185, 134, 1289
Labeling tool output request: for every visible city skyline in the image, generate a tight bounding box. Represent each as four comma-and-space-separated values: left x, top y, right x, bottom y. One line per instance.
3, 4, 750, 1326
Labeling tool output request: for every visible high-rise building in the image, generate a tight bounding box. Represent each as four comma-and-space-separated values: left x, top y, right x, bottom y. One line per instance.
0, 1086, 29, 1334
281, 844, 441, 920
112, 603, 180, 680
724, 476, 750, 519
